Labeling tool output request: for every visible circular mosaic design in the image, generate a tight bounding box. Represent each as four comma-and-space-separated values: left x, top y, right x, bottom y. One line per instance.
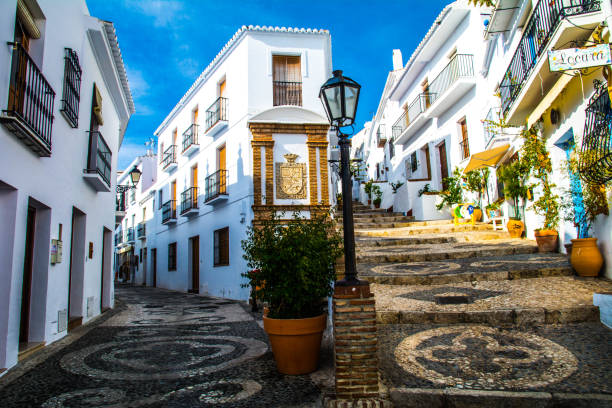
395, 325, 578, 389
41, 388, 126, 407
372, 261, 462, 275
60, 335, 268, 380
162, 379, 262, 404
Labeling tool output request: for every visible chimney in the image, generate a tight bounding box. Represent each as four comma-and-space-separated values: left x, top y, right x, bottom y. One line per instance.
392, 49, 403, 70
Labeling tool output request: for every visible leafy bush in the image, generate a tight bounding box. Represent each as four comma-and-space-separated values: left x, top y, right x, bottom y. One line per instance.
241, 212, 343, 319
464, 168, 490, 208
364, 180, 374, 200
436, 168, 464, 210
390, 181, 404, 193
497, 159, 530, 220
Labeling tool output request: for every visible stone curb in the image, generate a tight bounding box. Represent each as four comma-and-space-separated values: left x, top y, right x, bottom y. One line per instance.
361, 266, 574, 286
376, 306, 600, 325
389, 387, 612, 408
324, 397, 394, 408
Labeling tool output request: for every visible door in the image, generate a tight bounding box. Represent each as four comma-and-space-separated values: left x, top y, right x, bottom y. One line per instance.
151, 248, 157, 287
142, 248, 147, 287
9, 20, 30, 114
555, 131, 587, 238
438, 142, 449, 189
171, 181, 176, 211
219, 79, 226, 98
19, 206, 36, 344
100, 229, 105, 312
192, 165, 198, 188
193, 107, 198, 124
190, 236, 199, 292
218, 145, 226, 171
422, 79, 431, 108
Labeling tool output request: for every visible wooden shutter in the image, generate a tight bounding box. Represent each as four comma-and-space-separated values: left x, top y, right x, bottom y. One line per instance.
218, 145, 226, 171
219, 80, 226, 97
192, 165, 198, 188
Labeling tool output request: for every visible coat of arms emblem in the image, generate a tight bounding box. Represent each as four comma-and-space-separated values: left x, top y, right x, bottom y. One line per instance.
276, 153, 307, 199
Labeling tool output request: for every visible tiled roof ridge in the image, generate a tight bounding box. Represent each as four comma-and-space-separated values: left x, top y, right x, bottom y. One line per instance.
154, 25, 330, 136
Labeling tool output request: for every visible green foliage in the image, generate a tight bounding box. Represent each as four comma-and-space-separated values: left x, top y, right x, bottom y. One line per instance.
464, 168, 490, 208
390, 181, 404, 194
497, 159, 530, 219
436, 168, 464, 210
373, 185, 382, 200
468, 0, 495, 6
350, 160, 366, 180
364, 180, 374, 199
418, 183, 436, 197
241, 212, 343, 319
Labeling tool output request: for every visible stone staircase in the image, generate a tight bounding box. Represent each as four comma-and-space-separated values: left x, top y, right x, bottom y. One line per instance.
343, 202, 612, 407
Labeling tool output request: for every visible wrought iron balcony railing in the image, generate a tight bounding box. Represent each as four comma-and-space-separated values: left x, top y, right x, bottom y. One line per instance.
273, 81, 302, 106
115, 231, 123, 246
60, 48, 81, 128
162, 200, 177, 223
428, 54, 474, 106
161, 145, 177, 169
579, 80, 612, 184
1, 42, 56, 156
137, 222, 146, 239
205, 169, 228, 202
206, 97, 228, 131
84, 131, 112, 187
391, 93, 431, 138
500, 0, 600, 115
377, 125, 387, 148
126, 227, 135, 242
116, 193, 126, 212
180, 186, 199, 214
182, 123, 198, 153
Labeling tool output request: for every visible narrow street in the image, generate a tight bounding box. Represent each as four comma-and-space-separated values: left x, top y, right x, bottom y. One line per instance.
0, 286, 331, 407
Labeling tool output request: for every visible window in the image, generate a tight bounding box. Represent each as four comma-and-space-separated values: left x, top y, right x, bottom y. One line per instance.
459, 118, 470, 159
411, 152, 418, 172
214, 227, 229, 266
272, 55, 302, 106
168, 242, 177, 271
389, 138, 395, 159
60, 48, 81, 128
158, 190, 163, 210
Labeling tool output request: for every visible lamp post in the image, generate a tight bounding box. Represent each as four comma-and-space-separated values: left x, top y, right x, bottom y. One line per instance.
116, 168, 142, 193
319, 70, 367, 286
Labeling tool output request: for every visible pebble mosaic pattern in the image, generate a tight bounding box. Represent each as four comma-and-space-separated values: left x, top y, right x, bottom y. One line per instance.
0, 286, 323, 407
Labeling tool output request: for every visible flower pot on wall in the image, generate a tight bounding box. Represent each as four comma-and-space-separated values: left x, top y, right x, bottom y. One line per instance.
570, 238, 603, 277
534, 229, 559, 253
507, 219, 524, 238
263, 314, 327, 375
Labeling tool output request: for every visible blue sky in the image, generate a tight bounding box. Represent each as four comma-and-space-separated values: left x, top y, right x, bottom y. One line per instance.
87, 0, 451, 170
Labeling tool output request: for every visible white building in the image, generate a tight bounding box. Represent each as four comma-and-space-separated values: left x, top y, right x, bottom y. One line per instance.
127, 26, 333, 301
0, 0, 133, 372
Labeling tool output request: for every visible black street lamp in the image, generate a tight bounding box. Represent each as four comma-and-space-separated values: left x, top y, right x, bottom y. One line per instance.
320, 70, 367, 286
116, 168, 142, 193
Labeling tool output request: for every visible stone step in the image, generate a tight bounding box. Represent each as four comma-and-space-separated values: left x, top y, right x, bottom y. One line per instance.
338, 215, 415, 222
356, 236, 459, 247
355, 241, 538, 264
356, 223, 494, 237
372, 276, 612, 325
357, 253, 574, 285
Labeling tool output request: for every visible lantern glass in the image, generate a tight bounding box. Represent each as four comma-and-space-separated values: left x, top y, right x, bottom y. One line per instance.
319, 70, 361, 128
323, 86, 342, 123
343, 84, 359, 125
130, 168, 142, 185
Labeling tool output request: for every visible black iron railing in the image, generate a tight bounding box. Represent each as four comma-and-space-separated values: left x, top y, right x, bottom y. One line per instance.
460, 138, 471, 160
115, 231, 122, 246
116, 193, 126, 212
273, 81, 302, 106
182, 123, 199, 152
161, 145, 177, 169
579, 80, 612, 184
126, 227, 135, 242
391, 93, 431, 138
206, 97, 228, 131
3, 42, 56, 154
500, 0, 600, 115
137, 222, 146, 238
377, 125, 387, 147
60, 48, 81, 128
205, 169, 228, 202
483, 107, 501, 146
428, 54, 474, 106
162, 200, 177, 223
180, 186, 199, 214
84, 131, 112, 187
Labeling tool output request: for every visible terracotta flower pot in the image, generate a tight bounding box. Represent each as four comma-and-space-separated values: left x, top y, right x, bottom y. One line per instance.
472, 208, 482, 222
507, 219, 524, 238
570, 238, 603, 277
534, 229, 559, 253
263, 313, 326, 375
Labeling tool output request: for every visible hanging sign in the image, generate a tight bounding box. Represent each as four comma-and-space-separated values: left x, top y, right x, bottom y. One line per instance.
548, 44, 611, 72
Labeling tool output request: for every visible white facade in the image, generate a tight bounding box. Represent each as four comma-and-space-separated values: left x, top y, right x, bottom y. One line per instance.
0, 0, 133, 372
126, 26, 332, 301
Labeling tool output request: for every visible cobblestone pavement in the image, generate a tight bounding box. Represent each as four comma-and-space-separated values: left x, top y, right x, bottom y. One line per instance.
0, 286, 331, 407
379, 323, 612, 394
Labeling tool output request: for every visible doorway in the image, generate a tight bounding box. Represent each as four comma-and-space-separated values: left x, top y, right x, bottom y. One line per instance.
189, 236, 200, 293
151, 248, 157, 287
19, 206, 36, 345
437, 142, 449, 189
100, 227, 112, 312
68, 207, 86, 331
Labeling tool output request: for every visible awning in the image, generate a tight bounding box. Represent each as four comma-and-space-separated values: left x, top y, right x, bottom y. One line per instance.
463, 144, 510, 174
117, 245, 132, 254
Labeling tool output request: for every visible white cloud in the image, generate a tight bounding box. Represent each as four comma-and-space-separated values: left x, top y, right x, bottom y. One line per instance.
176, 57, 200, 79
122, 0, 185, 27
117, 140, 148, 170
124, 65, 156, 116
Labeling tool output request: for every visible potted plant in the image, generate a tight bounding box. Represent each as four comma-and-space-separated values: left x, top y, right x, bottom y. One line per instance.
372, 185, 382, 208
241, 212, 342, 375
497, 159, 530, 238
521, 127, 560, 252
464, 168, 490, 222
364, 180, 374, 206
390, 181, 404, 194
435, 168, 464, 211
485, 202, 501, 218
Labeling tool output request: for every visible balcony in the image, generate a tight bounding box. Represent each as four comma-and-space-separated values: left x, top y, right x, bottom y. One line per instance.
161, 200, 177, 224
392, 93, 431, 145
126, 227, 135, 243
83, 131, 112, 192
426, 54, 475, 117
115, 231, 123, 247
0, 42, 56, 157
376, 125, 387, 148
137, 222, 146, 240
180, 186, 199, 216
499, 0, 601, 125
273, 81, 302, 107
115, 194, 126, 225
205, 169, 228, 204
161, 145, 177, 171
205, 97, 228, 135
182, 124, 199, 155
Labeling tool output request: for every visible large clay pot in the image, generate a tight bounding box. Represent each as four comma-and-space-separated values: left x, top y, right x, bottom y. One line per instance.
534, 229, 559, 253
472, 208, 483, 222
507, 219, 524, 238
263, 314, 326, 375
570, 238, 604, 277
